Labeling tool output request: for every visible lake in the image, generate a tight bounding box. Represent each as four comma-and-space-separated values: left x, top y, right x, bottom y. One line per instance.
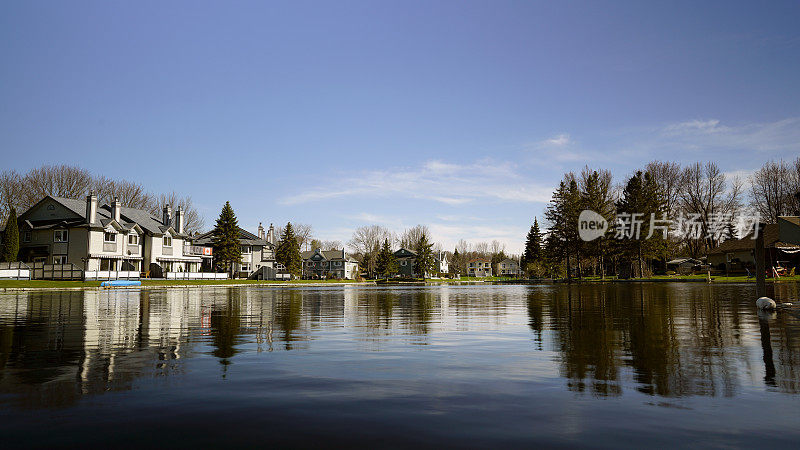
0, 284, 798, 448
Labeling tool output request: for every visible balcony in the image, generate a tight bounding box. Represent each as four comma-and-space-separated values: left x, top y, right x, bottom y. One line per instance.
184, 245, 207, 256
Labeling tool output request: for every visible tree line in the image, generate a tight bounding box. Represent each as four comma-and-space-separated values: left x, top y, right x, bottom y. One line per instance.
0, 164, 204, 233
521, 158, 800, 279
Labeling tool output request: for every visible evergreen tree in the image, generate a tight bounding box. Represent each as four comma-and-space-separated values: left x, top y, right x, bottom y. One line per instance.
544, 175, 581, 280
276, 222, 302, 277
580, 170, 615, 278
375, 239, 396, 278
451, 248, 460, 275
1, 207, 19, 262
616, 171, 662, 278
212, 202, 242, 276
521, 217, 543, 274
412, 232, 435, 280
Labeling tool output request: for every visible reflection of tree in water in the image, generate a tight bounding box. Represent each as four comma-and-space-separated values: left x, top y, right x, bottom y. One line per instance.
209, 293, 242, 368
274, 290, 305, 350
527, 284, 800, 397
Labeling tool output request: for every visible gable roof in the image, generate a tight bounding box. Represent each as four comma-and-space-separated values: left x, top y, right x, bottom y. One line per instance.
191, 227, 269, 246
301, 248, 357, 262
708, 223, 800, 254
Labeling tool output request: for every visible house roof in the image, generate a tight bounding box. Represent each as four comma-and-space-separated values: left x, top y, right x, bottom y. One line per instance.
469, 257, 492, 263
17, 195, 179, 237
301, 249, 358, 262
497, 258, 518, 265
708, 223, 800, 254
667, 257, 702, 265
191, 227, 270, 247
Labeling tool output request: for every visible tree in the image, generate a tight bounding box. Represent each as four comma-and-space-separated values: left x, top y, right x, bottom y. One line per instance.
679, 162, 742, 256
451, 248, 461, 275
413, 232, 435, 279
375, 239, 397, 278
521, 218, 543, 275
276, 222, 302, 277
399, 225, 430, 249
749, 159, 793, 223
348, 225, 392, 278
293, 223, 314, 251
616, 171, 662, 278
579, 168, 615, 278
1, 207, 19, 262
212, 202, 242, 276
544, 174, 581, 280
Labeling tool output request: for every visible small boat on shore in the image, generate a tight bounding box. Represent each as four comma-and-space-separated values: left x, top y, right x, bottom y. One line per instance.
100, 280, 142, 288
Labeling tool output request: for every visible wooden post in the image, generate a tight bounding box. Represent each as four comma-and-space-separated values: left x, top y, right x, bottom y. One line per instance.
755, 223, 766, 298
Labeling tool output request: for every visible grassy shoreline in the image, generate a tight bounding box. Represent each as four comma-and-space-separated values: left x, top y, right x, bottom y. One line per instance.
1, 274, 799, 290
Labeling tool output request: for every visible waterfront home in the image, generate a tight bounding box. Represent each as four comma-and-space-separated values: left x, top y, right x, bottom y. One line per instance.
494, 258, 521, 277
7, 194, 200, 276
301, 248, 359, 279
190, 223, 277, 277
393, 248, 449, 277
467, 258, 493, 277
707, 216, 800, 273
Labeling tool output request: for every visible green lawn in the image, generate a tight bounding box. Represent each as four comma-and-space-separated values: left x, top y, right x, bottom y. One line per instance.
0, 278, 371, 289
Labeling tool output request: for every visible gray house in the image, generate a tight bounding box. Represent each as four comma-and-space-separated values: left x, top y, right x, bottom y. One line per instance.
393, 248, 449, 278
190, 223, 277, 278
301, 248, 359, 279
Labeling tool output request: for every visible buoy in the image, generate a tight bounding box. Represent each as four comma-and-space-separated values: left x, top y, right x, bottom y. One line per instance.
756, 297, 776, 310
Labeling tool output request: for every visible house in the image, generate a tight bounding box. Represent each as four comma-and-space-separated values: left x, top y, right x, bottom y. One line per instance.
494, 258, 521, 277
467, 258, 493, 277
8, 194, 201, 276
189, 222, 277, 278
707, 217, 800, 273
301, 248, 359, 279
392, 248, 449, 278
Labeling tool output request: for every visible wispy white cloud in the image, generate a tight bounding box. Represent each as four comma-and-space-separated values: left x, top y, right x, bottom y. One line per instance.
280, 158, 552, 206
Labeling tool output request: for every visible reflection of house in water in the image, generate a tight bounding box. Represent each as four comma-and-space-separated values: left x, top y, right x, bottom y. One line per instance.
0, 289, 203, 409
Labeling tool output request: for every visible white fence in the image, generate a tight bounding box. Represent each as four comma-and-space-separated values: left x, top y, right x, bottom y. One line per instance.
166, 272, 229, 280
0, 262, 31, 280
84, 270, 140, 281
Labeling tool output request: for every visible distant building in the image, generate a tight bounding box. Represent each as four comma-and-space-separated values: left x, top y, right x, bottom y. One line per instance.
392, 248, 448, 278
189, 222, 277, 277
7, 194, 199, 275
494, 258, 521, 277
467, 258, 493, 277
301, 248, 359, 279
707, 217, 800, 272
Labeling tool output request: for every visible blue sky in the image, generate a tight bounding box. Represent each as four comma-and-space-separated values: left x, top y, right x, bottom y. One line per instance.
2, 1, 799, 253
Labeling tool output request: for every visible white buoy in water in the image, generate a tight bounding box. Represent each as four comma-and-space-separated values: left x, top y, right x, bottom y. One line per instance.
756, 297, 776, 310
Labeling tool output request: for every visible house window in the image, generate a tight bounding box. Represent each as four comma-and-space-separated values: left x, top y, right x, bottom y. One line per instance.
242, 246, 251, 254
23, 231, 31, 242
104, 232, 116, 242
240, 264, 251, 272
54, 229, 68, 242
53, 255, 67, 264
401, 261, 407, 266
128, 234, 139, 245
163, 236, 172, 247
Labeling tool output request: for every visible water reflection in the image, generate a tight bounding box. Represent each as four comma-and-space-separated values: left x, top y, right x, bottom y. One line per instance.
526, 284, 800, 397
0, 284, 798, 412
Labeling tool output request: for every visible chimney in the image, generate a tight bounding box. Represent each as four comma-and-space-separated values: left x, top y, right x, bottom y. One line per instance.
111, 197, 121, 223
267, 223, 275, 245
85, 192, 98, 225
162, 205, 172, 227
175, 206, 185, 234
258, 222, 265, 240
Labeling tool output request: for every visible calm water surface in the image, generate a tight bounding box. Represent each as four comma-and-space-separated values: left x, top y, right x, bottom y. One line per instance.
0, 284, 798, 448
